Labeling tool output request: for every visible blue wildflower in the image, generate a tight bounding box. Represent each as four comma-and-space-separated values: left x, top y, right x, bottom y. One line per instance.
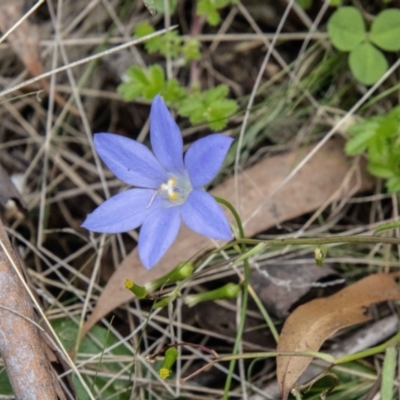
82, 95, 233, 269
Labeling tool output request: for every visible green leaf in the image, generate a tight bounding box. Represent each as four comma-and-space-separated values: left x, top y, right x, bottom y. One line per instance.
0, 370, 12, 395
345, 119, 380, 155
182, 38, 201, 61
143, 0, 156, 15
203, 85, 229, 103
53, 319, 132, 400
134, 22, 165, 54
368, 134, 389, 161
296, 0, 312, 10
376, 106, 400, 139
135, 21, 197, 61
349, 42, 388, 85
197, 0, 237, 26
368, 162, 394, 178
162, 79, 187, 105
208, 99, 238, 130
370, 9, 400, 51
387, 175, 400, 193
178, 85, 238, 130
153, 0, 178, 14
346, 107, 400, 193
148, 64, 165, 94
327, 7, 366, 51
178, 97, 205, 123
134, 21, 155, 37
117, 65, 165, 101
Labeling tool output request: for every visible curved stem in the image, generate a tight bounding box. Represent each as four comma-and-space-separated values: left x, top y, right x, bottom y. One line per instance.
215, 197, 248, 398
214, 196, 245, 239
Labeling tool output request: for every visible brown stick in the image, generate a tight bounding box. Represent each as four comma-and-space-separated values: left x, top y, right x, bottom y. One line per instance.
0, 217, 62, 399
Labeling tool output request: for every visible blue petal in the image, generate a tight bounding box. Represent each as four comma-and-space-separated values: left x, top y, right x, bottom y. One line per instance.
150, 95, 185, 174
182, 189, 232, 240
81, 189, 156, 233
138, 205, 181, 269
184, 134, 233, 188
94, 133, 167, 189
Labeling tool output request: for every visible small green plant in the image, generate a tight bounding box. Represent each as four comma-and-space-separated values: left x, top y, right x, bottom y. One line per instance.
118, 65, 238, 130
135, 22, 201, 61
346, 107, 400, 192
328, 7, 400, 85
178, 84, 238, 130
197, 0, 238, 25
143, 0, 178, 14
118, 2, 240, 131
118, 64, 186, 106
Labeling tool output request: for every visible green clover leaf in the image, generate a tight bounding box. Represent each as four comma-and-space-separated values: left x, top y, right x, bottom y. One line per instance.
328, 7, 366, 51
348, 42, 388, 86
370, 9, 400, 51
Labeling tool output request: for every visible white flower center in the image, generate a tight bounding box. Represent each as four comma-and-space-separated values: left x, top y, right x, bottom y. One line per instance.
146, 174, 193, 209
160, 175, 192, 205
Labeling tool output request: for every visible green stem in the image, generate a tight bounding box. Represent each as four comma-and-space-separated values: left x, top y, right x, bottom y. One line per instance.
215, 197, 278, 396
335, 331, 400, 364
216, 235, 400, 258
234, 236, 400, 246
293, 391, 303, 400
215, 197, 245, 239
214, 196, 248, 399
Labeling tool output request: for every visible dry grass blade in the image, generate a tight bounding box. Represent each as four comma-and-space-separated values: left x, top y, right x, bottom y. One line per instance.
276, 273, 400, 399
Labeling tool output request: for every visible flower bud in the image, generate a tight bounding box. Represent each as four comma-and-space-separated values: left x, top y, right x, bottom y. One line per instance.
184, 282, 241, 308
124, 279, 147, 299
159, 347, 178, 380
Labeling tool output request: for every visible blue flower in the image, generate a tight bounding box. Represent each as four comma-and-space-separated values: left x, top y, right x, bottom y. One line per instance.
82, 95, 233, 269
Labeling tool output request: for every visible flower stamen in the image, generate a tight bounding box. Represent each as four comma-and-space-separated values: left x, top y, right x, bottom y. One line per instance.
161, 178, 179, 201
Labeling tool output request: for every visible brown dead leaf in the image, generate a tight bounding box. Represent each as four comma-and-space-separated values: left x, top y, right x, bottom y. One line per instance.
276, 273, 400, 399
82, 138, 374, 337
